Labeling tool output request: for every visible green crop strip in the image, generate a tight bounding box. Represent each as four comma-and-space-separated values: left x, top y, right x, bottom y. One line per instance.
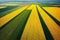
0, 6, 20, 18
0, 10, 31, 40
36, 6, 54, 40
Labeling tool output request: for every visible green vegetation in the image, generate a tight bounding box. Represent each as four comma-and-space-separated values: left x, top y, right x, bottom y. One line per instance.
0, 10, 31, 40
0, 6, 20, 17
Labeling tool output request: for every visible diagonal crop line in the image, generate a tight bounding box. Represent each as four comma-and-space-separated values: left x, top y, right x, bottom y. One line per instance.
0, 6, 28, 28
0, 10, 31, 40
37, 5, 54, 40
0, 6, 19, 18
21, 5, 46, 40
40, 6, 60, 26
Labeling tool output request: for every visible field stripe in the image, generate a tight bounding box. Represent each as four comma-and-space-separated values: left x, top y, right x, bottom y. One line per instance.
0, 6, 19, 18
21, 5, 46, 40
43, 7, 60, 21
0, 6, 28, 27
40, 7, 60, 26
37, 5, 54, 40
0, 6, 7, 9
0, 10, 31, 40
0, 6, 15, 13
27, 4, 35, 10
37, 5, 60, 40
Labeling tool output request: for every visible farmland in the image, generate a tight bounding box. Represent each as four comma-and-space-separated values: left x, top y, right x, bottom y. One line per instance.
0, 2, 60, 40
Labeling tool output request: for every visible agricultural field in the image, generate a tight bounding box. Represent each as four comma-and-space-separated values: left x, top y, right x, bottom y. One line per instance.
0, 2, 60, 40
